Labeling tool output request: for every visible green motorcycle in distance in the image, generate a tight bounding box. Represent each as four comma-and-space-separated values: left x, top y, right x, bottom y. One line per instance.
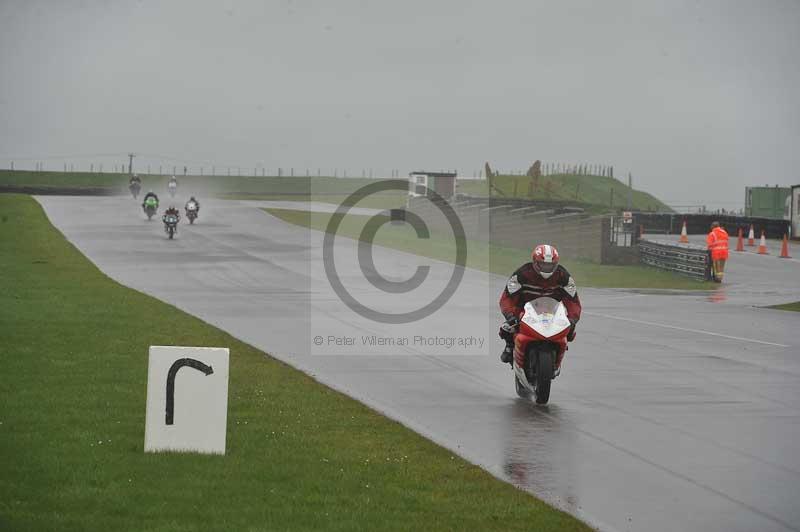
142, 196, 159, 221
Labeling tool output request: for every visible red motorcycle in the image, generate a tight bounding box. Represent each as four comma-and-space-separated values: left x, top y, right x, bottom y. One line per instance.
513, 297, 571, 404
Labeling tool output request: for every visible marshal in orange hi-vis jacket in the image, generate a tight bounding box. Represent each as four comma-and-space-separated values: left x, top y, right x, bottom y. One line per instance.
706, 222, 729, 283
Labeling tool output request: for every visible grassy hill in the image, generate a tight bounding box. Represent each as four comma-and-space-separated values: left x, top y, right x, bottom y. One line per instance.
458, 173, 672, 213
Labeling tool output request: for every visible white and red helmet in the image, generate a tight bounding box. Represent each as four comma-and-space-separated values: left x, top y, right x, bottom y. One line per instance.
532, 244, 559, 279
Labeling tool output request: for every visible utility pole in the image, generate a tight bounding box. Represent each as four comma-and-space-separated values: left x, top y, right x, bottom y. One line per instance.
128, 153, 135, 175
627, 172, 633, 211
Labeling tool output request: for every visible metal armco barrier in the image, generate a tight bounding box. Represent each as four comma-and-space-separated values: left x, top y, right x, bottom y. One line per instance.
639, 239, 709, 280
634, 213, 789, 240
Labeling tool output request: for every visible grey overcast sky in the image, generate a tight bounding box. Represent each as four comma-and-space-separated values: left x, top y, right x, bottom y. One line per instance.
1, 0, 798, 209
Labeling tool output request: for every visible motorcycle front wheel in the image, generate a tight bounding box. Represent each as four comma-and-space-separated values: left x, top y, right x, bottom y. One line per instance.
533, 347, 554, 404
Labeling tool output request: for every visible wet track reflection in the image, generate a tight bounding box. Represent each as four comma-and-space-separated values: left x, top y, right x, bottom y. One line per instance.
503, 401, 580, 515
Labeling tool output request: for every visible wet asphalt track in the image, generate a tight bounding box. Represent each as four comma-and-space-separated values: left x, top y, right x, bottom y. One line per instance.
37, 195, 800, 532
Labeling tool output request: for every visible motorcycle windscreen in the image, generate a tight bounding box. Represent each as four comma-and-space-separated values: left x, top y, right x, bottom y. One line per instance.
521, 297, 570, 338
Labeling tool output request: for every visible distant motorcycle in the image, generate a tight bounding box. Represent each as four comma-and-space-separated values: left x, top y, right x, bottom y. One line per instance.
168, 181, 177, 198
142, 196, 159, 221
162, 210, 180, 239
511, 297, 572, 404
129, 181, 141, 199
185, 200, 198, 225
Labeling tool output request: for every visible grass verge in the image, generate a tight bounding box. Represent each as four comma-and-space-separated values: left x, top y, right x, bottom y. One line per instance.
220, 192, 407, 210
0, 194, 590, 531
265, 208, 715, 290
767, 301, 800, 312
0, 170, 400, 198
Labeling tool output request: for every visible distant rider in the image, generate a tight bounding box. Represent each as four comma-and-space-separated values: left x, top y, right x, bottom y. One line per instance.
185, 196, 200, 213
129, 174, 141, 185
142, 190, 159, 207
498, 244, 582, 374
162, 206, 180, 222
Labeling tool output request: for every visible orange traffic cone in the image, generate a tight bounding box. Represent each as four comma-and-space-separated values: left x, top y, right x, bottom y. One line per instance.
735, 227, 744, 252
679, 220, 689, 243
747, 224, 755, 246
757, 231, 769, 255
780, 234, 791, 258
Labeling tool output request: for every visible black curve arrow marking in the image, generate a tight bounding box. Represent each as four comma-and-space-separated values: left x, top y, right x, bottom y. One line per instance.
165, 358, 214, 425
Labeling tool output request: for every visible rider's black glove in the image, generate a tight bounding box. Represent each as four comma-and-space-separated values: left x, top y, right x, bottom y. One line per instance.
567, 319, 577, 342
499, 316, 519, 338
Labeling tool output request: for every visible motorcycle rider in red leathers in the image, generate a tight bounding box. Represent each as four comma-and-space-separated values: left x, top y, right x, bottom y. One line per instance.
499, 244, 582, 375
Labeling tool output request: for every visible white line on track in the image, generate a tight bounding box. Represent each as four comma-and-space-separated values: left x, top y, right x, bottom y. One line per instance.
585, 311, 791, 347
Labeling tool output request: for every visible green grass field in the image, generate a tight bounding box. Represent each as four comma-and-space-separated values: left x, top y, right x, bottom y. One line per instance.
0, 170, 390, 195
220, 192, 408, 210
0, 194, 590, 532
265, 208, 715, 290
767, 301, 800, 312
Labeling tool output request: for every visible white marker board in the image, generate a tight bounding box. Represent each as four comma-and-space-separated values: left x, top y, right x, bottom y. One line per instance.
144, 346, 230, 455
